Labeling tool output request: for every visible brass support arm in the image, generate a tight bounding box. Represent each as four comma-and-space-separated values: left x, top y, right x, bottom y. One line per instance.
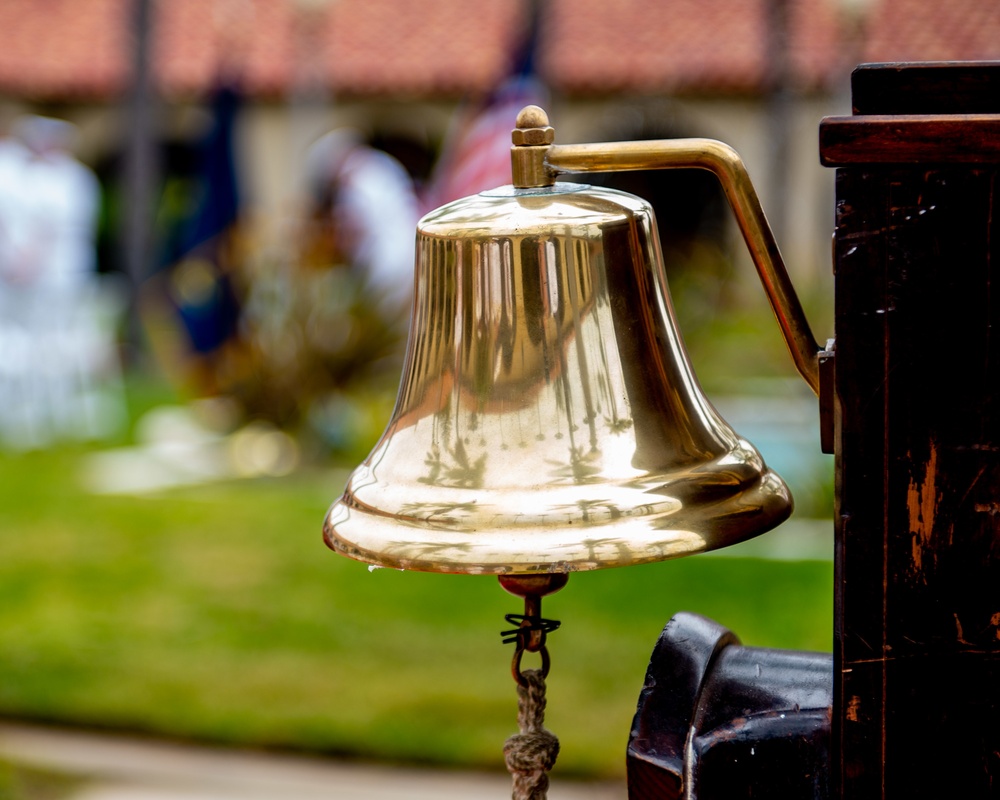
545, 139, 822, 395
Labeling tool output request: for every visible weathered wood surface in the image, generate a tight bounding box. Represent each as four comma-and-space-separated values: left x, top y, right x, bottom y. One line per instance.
819, 114, 1000, 166
823, 62, 1000, 798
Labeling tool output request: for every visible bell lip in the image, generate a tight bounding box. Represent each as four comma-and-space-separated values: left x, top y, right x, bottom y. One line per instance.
322, 469, 793, 576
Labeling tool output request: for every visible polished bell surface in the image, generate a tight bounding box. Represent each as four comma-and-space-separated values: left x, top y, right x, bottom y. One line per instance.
324, 181, 792, 574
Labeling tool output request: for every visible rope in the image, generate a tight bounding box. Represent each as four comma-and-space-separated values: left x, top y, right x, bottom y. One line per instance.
504, 668, 560, 800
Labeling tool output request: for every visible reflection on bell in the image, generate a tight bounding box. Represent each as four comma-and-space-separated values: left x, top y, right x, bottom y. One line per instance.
324, 179, 792, 575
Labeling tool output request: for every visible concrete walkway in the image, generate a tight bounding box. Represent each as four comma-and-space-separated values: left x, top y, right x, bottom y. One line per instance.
0, 722, 624, 800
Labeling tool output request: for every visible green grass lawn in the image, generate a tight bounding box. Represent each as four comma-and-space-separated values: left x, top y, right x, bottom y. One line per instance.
0, 439, 831, 780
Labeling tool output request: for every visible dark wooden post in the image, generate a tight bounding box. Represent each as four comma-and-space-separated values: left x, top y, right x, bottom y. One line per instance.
820, 62, 1000, 798
627, 63, 1000, 799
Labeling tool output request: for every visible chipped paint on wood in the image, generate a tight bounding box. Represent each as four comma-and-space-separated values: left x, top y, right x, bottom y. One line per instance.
908, 443, 939, 576
846, 695, 861, 723
954, 613, 973, 645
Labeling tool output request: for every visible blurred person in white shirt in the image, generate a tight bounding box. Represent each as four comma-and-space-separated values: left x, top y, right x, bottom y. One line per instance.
0, 116, 121, 449
305, 129, 420, 324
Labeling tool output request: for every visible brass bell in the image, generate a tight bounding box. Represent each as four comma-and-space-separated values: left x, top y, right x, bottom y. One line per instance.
324, 106, 822, 576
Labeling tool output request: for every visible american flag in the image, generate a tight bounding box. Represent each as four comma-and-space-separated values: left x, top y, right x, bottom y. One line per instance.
422, 76, 549, 212
422, 0, 548, 211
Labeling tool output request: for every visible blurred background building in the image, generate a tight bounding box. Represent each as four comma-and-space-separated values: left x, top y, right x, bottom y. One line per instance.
0, 0, 997, 452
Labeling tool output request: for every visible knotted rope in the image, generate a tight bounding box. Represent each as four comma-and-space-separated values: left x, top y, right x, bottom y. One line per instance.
504, 667, 560, 800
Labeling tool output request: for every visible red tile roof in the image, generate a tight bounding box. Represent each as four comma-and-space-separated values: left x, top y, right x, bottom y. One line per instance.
0, 0, 997, 102
544, 0, 845, 94
154, 0, 295, 97
0, 0, 128, 98
863, 0, 1000, 63
326, 0, 525, 96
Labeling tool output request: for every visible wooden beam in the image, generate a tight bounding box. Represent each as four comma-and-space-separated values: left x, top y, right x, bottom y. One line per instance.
819, 115, 1000, 166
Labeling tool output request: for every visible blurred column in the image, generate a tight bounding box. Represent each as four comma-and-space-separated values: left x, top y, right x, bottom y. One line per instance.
765, 0, 790, 242
123, 0, 159, 353
291, 0, 335, 196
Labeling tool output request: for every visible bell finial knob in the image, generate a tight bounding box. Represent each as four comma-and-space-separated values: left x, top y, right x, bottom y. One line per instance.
512, 106, 555, 147
516, 105, 549, 129
511, 106, 555, 187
